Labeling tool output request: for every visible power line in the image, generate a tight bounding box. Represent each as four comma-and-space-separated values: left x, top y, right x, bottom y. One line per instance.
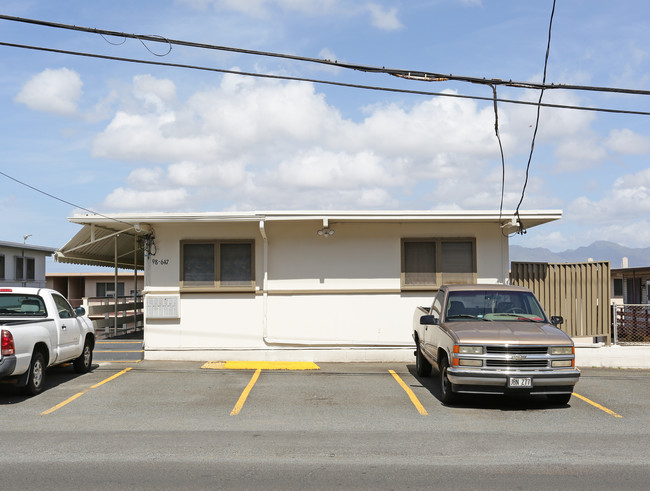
0, 169, 134, 227
2, 41, 650, 117
515, 0, 557, 230
2, 14, 650, 98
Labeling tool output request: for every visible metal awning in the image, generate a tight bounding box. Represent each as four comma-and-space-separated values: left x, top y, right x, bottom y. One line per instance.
55, 222, 148, 270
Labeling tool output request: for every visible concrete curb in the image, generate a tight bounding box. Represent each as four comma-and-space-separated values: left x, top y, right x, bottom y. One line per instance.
576, 345, 650, 369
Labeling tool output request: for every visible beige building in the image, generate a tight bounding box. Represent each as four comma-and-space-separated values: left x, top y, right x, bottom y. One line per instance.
46, 272, 144, 306
56, 210, 561, 362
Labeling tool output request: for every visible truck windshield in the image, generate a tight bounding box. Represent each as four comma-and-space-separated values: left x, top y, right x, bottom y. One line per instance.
445, 290, 547, 322
0, 294, 47, 317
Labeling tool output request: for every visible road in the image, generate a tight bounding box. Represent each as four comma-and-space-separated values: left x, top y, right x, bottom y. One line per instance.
1, 361, 648, 490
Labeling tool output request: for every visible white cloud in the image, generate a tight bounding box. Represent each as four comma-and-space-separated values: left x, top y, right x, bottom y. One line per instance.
567, 167, 650, 224
103, 187, 190, 211
15, 68, 83, 116
179, 0, 401, 29
95, 74, 519, 211
365, 3, 403, 31
605, 128, 650, 155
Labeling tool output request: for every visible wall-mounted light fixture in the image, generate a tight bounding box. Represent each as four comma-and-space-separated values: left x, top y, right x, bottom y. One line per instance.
317, 227, 335, 237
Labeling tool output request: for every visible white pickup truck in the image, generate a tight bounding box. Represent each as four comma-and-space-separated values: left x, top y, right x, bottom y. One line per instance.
0, 287, 95, 395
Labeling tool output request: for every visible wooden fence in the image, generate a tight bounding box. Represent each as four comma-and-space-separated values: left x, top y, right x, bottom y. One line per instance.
510, 261, 611, 343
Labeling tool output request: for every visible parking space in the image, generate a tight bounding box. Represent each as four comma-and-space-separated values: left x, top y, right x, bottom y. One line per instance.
2, 362, 649, 489
3, 362, 645, 427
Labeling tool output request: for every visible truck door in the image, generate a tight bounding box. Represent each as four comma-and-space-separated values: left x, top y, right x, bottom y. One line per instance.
52, 293, 83, 361
423, 289, 444, 362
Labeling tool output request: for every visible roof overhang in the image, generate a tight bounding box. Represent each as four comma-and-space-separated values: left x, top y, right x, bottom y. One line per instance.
55, 222, 150, 270
57, 209, 561, 269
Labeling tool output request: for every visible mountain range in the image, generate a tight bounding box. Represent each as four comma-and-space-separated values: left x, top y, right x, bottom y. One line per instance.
509, 241, 650, 269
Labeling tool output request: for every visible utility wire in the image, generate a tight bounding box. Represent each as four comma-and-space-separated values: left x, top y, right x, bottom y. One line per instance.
2, 14, 650, 98
0, 169, 134, 228
515, 0, 557, 231
2, 41, 650, 117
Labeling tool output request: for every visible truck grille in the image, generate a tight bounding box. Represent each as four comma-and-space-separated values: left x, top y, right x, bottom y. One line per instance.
486, 359, 549, 368
486, 346, 549, 355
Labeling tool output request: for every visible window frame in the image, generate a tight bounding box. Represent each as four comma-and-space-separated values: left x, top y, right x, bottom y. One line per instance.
400, 237, 477, 291
180, 239, 256, 292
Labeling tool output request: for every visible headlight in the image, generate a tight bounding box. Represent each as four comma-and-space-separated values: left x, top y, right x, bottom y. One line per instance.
551, 346, 574, 355
552, 360, 574, 367
454, 345, 484, 354
459, 359, 483, 367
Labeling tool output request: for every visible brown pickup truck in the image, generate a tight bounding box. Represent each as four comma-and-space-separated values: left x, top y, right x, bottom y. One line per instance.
413, 284, 580, 405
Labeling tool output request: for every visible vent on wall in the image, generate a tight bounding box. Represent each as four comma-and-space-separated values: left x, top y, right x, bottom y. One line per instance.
145, 295, 180, 319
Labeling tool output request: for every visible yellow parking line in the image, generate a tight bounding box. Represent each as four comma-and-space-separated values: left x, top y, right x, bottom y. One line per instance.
389, 369, 428, 416
230, 368, 261, 416
203, 361, 319, 370
573, 392, 622, 418
41, 368, 132, 415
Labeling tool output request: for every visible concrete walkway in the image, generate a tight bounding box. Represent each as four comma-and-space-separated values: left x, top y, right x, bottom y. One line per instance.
575, 344, 650, 368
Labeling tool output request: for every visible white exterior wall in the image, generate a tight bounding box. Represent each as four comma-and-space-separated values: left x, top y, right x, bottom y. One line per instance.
143, 219, 510, 361
0, 244, 51, 288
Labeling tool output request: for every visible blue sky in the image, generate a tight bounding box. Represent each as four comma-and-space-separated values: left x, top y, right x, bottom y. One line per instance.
1, 0, 650, 272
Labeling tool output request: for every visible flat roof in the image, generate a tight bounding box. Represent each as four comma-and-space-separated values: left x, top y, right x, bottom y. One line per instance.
57, 209, 562, 269
0, 240, 56, 254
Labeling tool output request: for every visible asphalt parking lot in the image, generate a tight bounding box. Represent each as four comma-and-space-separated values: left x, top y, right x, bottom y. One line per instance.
1, 360, 649, 489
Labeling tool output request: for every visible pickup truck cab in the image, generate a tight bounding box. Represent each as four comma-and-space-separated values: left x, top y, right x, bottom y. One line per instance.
413, 284, 580, 405
0, 287, 95, 395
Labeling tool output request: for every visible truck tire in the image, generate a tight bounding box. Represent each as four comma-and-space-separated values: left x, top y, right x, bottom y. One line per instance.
415, 343, 431, 377
73, 338, 93, 373
439, 355, 456, 405
24, 351, 45, 396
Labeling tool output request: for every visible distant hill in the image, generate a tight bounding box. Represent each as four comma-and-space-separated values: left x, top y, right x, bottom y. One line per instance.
509, 241, 650, 269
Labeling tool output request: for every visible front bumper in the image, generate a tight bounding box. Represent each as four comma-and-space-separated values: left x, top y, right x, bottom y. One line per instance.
447, 367, 581, 395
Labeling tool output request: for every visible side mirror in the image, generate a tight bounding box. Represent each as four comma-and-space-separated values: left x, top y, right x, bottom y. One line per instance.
550, 315, 563, 327
420, 315, 439, 325
75, 306, 86, 317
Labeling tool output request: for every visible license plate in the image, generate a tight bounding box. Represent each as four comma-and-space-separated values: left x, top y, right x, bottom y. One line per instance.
508, 377, 532, 388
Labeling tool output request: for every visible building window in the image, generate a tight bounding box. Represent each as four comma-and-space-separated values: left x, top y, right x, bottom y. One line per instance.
180, 240, 255, 291
15, 257, 23, 281
401, 238, 476, 290
96, 282, 125, 297
0, 255, 4, 280
14, 256, 35, 281
25, 257, 35, 281
613, 278, 623, 297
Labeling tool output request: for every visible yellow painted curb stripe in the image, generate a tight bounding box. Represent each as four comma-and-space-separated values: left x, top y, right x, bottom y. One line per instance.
203, 361, 320, 370
389, 369, 428, 416
97, 341, 143, 344
41, 368, 132, 415
573, 392, 622, 418
231, 368, 261, 416
94, 350, 144, 353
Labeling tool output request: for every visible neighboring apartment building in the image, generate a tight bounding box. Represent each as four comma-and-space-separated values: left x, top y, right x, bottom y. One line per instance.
46, 272, 144, 304
0, 240, 56, 288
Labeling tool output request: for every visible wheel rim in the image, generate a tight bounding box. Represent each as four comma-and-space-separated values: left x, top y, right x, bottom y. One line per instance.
33, 359, 43, 388
441, 365, 450, 396
83, 346, 91, 367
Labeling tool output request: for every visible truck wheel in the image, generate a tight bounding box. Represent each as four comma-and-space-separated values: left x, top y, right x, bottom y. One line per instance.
547, 393, 572, 405
24, 351, 45, 396
73, 339, 93, 373
439, 356, 456, 405
415, 343, 431, 377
